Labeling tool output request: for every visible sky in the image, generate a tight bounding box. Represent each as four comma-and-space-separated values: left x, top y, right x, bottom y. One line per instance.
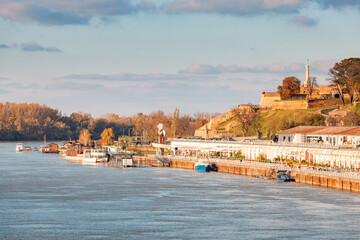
0, 0, 360, 117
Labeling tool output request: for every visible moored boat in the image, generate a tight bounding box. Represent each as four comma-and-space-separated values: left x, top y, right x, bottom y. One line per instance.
24, 146, 32, 152
65, 154, 83, 161
195, 160, 211, 172
276, 170, 290, 181
82, 149, 108, 163
15, 143, 23, 152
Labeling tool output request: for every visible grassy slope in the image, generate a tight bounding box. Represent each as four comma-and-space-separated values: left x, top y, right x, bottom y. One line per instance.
215, 104, 354, 138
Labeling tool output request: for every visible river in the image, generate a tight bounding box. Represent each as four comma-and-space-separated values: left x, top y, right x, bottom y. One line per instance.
1, 142, 360, 239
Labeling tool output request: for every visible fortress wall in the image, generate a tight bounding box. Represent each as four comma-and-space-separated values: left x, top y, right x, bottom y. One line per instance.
271, 100, 308, 110
260, 93, 281, 108
308, 99, 349, 108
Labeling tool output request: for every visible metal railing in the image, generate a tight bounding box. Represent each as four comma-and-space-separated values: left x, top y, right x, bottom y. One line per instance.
172, 138, 344, 149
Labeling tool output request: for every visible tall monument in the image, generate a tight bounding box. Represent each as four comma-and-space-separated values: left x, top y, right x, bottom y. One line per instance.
304, 58, 311, 87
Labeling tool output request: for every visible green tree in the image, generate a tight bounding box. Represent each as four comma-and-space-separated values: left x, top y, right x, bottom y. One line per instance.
329, 58, 360, 105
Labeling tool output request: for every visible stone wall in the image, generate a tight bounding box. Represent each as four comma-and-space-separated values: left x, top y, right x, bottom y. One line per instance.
259, 92, 281, 108
308, 99, 350, 108
169, 158, 360, 193
271, 100, 308, 109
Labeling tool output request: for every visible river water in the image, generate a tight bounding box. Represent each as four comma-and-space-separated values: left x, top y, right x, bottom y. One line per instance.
1, 142, 360, 239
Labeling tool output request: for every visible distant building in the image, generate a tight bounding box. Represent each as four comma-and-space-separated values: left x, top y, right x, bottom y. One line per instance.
278, 126, 360, 146
259, 61, 348, 110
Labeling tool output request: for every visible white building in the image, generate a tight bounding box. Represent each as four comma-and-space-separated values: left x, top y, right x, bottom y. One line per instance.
278, 126, 360, 146
166, 138, 360, 170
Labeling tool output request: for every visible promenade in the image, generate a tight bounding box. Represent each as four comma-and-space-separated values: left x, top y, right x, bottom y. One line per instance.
159, 154, 360, 181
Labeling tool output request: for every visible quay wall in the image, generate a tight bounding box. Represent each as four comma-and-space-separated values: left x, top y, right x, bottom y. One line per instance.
133, 156, 157, 166
132, 156, 360, 193
169, 158, 360, 193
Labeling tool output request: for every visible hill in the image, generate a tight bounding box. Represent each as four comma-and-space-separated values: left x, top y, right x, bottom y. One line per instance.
195, 104, 360, 139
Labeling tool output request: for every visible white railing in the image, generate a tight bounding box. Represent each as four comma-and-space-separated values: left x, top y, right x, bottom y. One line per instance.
172, 138, 342, 149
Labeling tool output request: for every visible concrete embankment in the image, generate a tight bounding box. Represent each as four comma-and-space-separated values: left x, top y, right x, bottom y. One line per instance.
133, 156, 360, 193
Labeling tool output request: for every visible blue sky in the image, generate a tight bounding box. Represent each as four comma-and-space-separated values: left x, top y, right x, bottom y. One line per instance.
0, 0, 360, 117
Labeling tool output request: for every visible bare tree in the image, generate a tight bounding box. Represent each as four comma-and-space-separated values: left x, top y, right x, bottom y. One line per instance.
79, 129, 92, 147
306, 76, 318, 99
171, 108, 180, 138
231, 104, 259, 137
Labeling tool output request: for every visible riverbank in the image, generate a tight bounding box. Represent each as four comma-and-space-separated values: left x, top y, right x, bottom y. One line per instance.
133, 156, 360, 193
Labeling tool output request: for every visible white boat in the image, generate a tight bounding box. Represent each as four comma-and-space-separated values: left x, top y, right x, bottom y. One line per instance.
82, 149, 108, 163
16, 143, 23, 152
65, 154, 83, 161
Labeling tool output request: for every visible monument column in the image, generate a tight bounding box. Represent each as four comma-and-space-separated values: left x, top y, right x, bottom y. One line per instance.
304, 58, 311, 87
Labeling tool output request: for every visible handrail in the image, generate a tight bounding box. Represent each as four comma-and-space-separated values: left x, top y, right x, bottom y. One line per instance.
171, 138, 353, 150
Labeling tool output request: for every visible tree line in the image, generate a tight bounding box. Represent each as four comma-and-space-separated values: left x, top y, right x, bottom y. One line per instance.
0, 102, 218, 141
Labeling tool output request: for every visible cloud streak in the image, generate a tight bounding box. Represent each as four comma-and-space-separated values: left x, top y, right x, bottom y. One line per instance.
57, 60, 336, 86
21, 42, 61, 52
179, 63, 306, 74
57, 72, 196, 82
0, 44, 10, 49
179, 60, 337, 75
46, 82, 105, 91
0, 42, 61, 52
290, 15, 317, 27
162, 0, 305, 16
162, 0, 360, 16
0, 0, 155, 25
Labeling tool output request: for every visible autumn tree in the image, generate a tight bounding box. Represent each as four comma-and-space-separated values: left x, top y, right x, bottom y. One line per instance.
100, 128, 114, 146
277, 76, 301, 99
79, 129, 92, 147
231, 104, 259, 137
329, 58, 360, 105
